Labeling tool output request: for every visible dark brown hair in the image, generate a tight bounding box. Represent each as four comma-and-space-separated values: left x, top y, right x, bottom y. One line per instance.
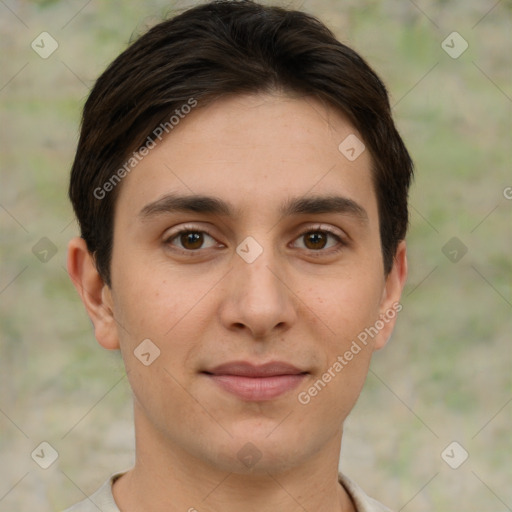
69, 0, 413, 286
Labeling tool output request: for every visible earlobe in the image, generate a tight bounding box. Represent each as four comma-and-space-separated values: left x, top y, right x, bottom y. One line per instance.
374, 241, 408, 350
67, 237, 120, 350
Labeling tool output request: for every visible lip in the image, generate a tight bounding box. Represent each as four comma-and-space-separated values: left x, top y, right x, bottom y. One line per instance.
202, 361, 308, 401
206, 361, 305, 377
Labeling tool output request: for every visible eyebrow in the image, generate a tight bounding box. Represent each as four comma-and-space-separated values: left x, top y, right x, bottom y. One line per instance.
280, 195, 368, 222
139, 194, 235, 219
138, 193, 368, 223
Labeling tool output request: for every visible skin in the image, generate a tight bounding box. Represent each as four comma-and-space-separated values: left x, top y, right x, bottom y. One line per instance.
68, 92, 407, 511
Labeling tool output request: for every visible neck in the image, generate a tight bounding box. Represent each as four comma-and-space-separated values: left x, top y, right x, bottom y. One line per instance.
113, 403, 355, 512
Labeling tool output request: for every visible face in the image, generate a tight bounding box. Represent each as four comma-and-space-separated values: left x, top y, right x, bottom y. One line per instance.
77, 93, 406, 475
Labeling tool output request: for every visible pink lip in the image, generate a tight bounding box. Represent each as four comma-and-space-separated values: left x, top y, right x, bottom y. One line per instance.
203, 361, 308, 401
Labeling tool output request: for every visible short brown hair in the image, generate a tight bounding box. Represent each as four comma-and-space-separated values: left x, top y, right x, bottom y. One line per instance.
69, 0, 413, 286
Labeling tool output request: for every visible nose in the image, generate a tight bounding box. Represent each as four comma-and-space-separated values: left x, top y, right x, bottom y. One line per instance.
217, 244, 297, 340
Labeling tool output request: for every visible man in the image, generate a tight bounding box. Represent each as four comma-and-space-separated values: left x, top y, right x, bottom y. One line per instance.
65, 1, 412, 510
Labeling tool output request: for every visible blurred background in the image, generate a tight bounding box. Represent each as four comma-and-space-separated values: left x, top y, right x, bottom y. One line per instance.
0, 0, 511, 510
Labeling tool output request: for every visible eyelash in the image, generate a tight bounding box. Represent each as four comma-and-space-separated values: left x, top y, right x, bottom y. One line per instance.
295, 228, 347, 257
163, 225, 347, 256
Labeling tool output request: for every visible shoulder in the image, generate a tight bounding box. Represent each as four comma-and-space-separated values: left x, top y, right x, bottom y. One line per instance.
339, 473, 394, 512
62, 473, 124, 512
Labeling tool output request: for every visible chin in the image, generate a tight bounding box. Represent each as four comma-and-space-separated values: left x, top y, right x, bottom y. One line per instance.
202, 432, 309, 476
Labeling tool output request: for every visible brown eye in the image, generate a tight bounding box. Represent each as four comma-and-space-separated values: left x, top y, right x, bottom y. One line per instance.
166, 229, 218, 251
303, 231, 328, 250
292, 229, 344, 252
180, 232, 204, 250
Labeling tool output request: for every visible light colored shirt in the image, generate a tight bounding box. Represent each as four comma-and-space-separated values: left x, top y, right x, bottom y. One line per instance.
63, 472, 393, 512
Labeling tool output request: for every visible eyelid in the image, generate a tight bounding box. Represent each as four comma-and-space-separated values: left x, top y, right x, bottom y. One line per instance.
164, 223, 212, 238
296, 223, 347, 241
163, 224, 221, 248
163, 223, 348, 253
291, 224, 348, 250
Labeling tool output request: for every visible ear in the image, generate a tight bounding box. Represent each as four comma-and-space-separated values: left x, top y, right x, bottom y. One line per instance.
67, 237, 120, 350
373, 241, 408, 351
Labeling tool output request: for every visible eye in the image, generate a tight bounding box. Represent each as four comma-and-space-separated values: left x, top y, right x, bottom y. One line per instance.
165, 229, 218, 251
292, 229, 344, 251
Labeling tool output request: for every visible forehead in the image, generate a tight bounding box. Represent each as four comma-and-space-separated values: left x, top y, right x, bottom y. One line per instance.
114, 93, 377, 223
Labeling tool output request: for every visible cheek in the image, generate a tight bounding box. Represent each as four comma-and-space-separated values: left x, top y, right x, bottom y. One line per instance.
309, 270, 384, 344
111, 261, 225, 391
292, 273, 382, 414
110, 267, 212, 426
112, 260, 211, 340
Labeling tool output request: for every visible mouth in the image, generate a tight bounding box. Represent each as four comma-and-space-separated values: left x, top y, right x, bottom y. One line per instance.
201, 361, 308, 401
